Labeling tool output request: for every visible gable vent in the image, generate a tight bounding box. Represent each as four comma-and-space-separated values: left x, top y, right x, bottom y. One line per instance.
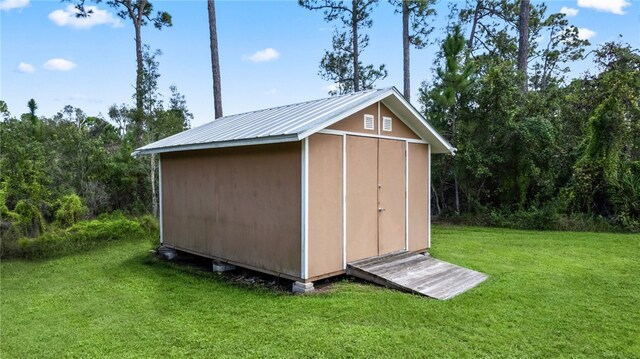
382, 116, 392, 132
364, 114, 375, 130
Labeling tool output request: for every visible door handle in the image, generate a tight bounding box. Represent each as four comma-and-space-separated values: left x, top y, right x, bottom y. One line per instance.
378, 208, 385, 212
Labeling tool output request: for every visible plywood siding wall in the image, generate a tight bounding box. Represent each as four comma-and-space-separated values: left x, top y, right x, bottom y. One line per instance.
408, 143, 429, 251
307, 134, 344, 278
161, 142, 302, 278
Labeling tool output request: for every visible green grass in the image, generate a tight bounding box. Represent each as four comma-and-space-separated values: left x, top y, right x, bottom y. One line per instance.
2, 226, 639, 358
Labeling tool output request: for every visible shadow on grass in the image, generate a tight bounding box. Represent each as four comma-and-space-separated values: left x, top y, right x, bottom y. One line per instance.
120, 248, 357, 297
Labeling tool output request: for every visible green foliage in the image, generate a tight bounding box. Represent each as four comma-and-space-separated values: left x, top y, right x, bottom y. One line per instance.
55, 193, 88, 227
8, 214, 157, 259
423, 5, 638, 231
13, 200, 45, 237
434, 25, 474, 108
567, 41, 640, 222
300, 0, 387, 94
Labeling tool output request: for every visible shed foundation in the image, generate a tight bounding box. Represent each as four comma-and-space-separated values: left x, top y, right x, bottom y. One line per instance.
292, 281, 315, 293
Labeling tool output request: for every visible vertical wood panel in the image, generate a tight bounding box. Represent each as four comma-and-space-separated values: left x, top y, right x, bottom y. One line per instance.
346, 136, 378, 262
408, 143, 428, 251
377, 139, 406, 255
307, 134, 344, 278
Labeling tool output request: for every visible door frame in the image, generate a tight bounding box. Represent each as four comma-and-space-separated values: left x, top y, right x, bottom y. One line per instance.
324, 129, 427, 268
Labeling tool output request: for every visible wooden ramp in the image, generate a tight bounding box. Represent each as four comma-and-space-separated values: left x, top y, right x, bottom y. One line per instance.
347, 252, 488, 300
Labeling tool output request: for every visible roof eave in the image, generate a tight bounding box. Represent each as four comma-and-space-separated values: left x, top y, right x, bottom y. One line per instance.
131, 134, 300, 156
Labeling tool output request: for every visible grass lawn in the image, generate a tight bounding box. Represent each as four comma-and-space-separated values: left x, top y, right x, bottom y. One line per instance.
1, 226, 639, 358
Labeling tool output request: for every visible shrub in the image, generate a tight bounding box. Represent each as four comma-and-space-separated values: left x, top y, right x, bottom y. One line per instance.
10, 214, 158, 259
55, 193, 88, 228
14, 200, 45, 237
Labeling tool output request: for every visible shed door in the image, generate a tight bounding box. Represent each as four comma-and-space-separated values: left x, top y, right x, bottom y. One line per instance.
346, 136, 406, 262
377, 139, 406, 255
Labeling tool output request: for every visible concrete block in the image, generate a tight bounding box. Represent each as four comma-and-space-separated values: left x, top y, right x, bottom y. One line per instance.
212, 261, 236, 272
157, 246, 177, 260
292, 281, 315, 293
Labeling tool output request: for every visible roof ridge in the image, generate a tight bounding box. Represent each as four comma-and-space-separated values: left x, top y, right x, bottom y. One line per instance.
215, 88, 385, 122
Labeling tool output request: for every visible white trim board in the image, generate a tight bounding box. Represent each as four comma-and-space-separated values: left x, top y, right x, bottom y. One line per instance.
301, 138, 309, 279
405, 141, 409, 251
318, 129, 427, 144
427, 144, 432, 249
342, 134, 347, 270
158, 155, 163, 245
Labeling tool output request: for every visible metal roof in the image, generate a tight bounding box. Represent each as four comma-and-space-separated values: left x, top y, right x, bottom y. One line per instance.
133, 87, 455, 155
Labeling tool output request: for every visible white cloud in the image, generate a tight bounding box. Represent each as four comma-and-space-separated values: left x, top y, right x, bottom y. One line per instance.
577, 27, 597, 40
44, 58, 77, 71
243, 48, 280, 63
577, 0, 630, 15
560, 6, 579, 17
48, 5, 122, 29
0, 0, 28, 11
17, 62, 35, 73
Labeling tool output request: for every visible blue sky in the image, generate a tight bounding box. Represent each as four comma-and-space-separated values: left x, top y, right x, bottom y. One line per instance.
1, 0, 639, 127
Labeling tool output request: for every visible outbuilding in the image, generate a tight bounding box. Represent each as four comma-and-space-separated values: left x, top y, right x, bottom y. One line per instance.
133, 87, 455, 292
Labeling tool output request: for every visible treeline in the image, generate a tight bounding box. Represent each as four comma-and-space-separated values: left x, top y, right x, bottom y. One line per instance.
0, 49, 191, 254
420, 8, 640, 231
1, 0, 638, 249
300, 0, 639, 231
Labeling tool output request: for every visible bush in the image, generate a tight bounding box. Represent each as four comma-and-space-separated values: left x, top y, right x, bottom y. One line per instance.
435, 205, 631, 233
55, 194, 88, 228
8, 214, 159, 259
14, 200, 45, 237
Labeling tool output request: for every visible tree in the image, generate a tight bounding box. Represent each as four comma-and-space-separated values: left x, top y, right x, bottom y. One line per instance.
394, 0, 437, 101
72, 0, 172, 145
27, 99, 37, 118
208, 0, 223, 119
430, 25, 474, 213
0, 100, 10, 120
517, 0, 530, 91
300, 0, 384, 93
568, 42, 640, 224
319, 30, 387, 95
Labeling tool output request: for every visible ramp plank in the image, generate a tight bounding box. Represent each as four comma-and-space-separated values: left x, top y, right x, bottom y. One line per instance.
348, 253, 488, 300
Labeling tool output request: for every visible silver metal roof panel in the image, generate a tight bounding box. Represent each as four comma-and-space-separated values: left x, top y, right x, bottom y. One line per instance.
133, 87, 455, 155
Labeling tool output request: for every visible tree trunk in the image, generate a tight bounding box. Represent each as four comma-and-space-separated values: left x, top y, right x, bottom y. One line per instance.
351, 0, 360, 92
431, 183, 441, 216
517, 0, 530, 92
467, 0, 481, 50
135, 25, 143, 113
451, 106, 460, 213
402, 1, 410, 100
454, 175, 460, 213
133, 2, 145, 146
208, 0, 223, 119
151, 153, 158, 218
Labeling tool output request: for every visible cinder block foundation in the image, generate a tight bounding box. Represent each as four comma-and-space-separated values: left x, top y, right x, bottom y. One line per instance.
212, 261, 236, 272
292, 281, 315, 293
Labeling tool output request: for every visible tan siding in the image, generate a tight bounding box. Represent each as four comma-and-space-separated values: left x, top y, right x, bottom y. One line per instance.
328, 103, 378, 134
379, 103, 421, 139
161, 142, 302, 278
307, 134, 344, 278
345, 135, 379, 261
377, 139, 407, 255
408, 143, 428, 251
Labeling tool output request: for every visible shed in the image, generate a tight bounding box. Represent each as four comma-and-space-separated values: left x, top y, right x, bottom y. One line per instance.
133, 87, 455, 291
